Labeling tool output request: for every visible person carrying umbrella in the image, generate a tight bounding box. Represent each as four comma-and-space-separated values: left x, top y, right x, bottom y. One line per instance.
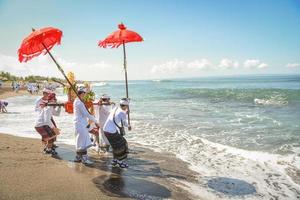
103, 98, 131, 168
73, 87, 100, 165
18, 27, 99, 163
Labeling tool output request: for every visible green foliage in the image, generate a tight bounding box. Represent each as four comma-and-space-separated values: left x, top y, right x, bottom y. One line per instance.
0, 71, 65, 83
84, 91, 95, 102
0, 71, 19, 81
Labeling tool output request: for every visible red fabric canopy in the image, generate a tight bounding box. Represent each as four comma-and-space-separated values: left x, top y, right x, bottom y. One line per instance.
98, 23, 143, 48
18, 27, 63, 62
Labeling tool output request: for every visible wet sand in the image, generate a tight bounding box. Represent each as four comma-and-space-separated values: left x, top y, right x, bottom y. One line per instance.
0, 87, 29, 99
0, 133, 200, 200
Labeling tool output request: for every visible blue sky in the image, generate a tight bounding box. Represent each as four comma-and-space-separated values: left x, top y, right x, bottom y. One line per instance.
0, 0, 299, 80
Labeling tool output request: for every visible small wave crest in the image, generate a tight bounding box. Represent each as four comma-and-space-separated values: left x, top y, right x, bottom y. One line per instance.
91, 82, 108, 87
254, 95, 288, 106
173, 88, 299, 104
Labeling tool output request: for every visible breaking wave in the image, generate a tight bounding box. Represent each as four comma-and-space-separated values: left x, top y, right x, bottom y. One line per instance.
172, 88, 300, 104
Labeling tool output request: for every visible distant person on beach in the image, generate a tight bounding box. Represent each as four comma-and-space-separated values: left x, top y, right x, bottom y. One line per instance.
0, 100, 8, 113
34, 92, 61, 155
15, 83, 20, 93
37, 83, 40, 93
95, 94, 115, 152
73, 87, 100, 165
103, 98, 131, 168
11, 81, 15, 91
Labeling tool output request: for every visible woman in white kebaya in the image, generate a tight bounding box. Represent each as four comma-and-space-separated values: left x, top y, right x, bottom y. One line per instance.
73, 88, 100, 165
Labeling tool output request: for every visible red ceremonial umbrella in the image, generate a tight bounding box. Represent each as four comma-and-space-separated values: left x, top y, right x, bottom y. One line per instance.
98, 23, 143, 124
18, 27, 87, 111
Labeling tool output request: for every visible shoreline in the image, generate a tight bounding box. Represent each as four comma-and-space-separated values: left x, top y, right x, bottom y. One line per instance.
0, 87, 33, 99
0, 133, 200, 200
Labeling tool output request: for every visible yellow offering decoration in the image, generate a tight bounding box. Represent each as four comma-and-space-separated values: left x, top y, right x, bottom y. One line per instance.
64, 71, 77, 102
83, 82, 95, 114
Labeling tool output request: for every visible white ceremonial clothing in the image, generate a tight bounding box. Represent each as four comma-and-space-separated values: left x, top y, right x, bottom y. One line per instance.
35, 106, 61, 128
73, 98, 97, 151
34, 97, 43, 113
103, 107, 128, 134
95, 104, 114, 146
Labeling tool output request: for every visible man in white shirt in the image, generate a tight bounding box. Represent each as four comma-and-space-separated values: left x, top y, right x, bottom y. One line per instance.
103, 98, 131, 168
34, 88, 52, 113
35, 93, 61, 155
73, 88, 100, 165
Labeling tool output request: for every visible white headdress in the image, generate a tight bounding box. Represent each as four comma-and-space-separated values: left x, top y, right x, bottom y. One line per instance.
119, 98, 129, 106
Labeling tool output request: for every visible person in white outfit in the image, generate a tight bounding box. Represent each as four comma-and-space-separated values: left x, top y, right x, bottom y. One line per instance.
103, 98, 131, 168
35, 88, 52, 113
34, 93, 61, 155
73, 88, 100, 165
95, 94, 115, 152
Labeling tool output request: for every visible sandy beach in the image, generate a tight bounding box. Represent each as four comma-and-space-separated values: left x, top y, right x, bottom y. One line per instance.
0, 133, 199, 200
0, 86, 29, 99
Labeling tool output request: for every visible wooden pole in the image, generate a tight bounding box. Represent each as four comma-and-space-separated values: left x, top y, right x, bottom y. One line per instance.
41, 43, 92, 115
122, 41, 131, 126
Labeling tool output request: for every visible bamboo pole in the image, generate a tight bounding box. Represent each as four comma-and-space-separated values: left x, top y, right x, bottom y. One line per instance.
122, 41, 131, 126
41, 43, 92, 115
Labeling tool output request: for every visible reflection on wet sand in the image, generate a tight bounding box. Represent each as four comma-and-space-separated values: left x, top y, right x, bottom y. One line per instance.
93, 173, 171, 199
55, 144, 258, 200
207, 177, 256, 196
55, 144, 198, 199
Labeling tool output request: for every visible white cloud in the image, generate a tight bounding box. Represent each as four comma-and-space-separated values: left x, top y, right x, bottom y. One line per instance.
243, 59, 268, 69
88, 61, 110, 69
187, 59, 212, 70
150, 58, 272, 78
151, 58, 214, 75
150, 58, 240, 76
257, 63, 268, 69
0, 53, 112, 80
218, 58, 239, 70
151, 58, 185, 74
285, 63, 300, 68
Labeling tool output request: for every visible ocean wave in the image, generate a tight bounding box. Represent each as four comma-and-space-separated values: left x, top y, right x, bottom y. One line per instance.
152, 79, 173, 83
172, 88, 300, 103
91, 82, 108, 87
128, 120, 300, 199
254, 96, 288, 106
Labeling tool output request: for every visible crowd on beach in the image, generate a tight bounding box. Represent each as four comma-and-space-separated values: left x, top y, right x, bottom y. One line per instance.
10, 81, 60, 94
34, 87, 131, 168
0, 81, 61, 113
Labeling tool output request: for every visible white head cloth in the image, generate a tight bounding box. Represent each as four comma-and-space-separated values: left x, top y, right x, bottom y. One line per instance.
42, 88, 53, 93
119, 98, 129, 106
101, 94, 110, 99
78, 87, 87, 93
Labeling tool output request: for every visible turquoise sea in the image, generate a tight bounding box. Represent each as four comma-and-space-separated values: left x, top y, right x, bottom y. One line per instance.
1, 74, 300, 199
95, 74, 300, 155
